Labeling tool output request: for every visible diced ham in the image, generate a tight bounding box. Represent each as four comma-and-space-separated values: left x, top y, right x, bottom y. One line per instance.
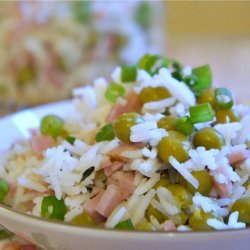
84, 190, 106, 224
30, 135, 55, 156
212, 179, 233, 198
106, 90, 142, 122
21, 244, 37, 250
108, 143, 144, 162
8, 182, 17, 198
228, 149, 250, 168
100, 158, 112, 169
3, 241, 22, 250
95, 185, 124, 218
103, 161, 124, 177
162, 220, 177, 232
3, 242, 37, 250
117, 172, 135, 199
211, 170, 233, 198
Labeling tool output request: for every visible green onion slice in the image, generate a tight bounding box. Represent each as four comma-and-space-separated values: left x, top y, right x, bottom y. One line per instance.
171, 71, 183, 81
189, 103, 215, 124
191, 65, 212, 94
115, 219, 134, 230
138, 54, 170, 75
41, 195, 67, 221
121, 65, 137, 83
0, 179, 9, 202
95, 123, 115, 142
138, 53, 151, 69
40, 114, 64, 138
65, 136, 76, 145
145, 55, 169, 75
105, 83, 125, 103
175, 116, 194, 136
184, 74, 199, 87
215, 87, 234, 109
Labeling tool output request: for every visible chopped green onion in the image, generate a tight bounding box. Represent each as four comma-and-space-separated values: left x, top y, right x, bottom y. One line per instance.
0, 229, 13, 240
175, 116, 194, 136
65, 136, 76, 145
95, 123, 115, 142
172, 60, 183, 71
189, 103, 215, 124
121, 65, 137, 83
138, 53, 151, 69
134, 2, 152, 29
171, 71, 183, 81
191, 65, 212, 94
138, 54, 170, 75
184, 74, 199, 87
41, 195, 67, 221
115, 219, 134, 230
40, 114, 64, 138
0, 178, 9, 202
215, 87, 233, 109
105, 83, 125, 103
72, 1, 92, 22
145, 55, 169, 74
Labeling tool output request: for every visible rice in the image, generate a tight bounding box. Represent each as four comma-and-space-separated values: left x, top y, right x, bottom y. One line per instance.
135, 174, 160, 195
169, 156, 199, 189
1, 53, 250, 233
207, 211, 245, 230
131, 189, 155, 225
157, 187, 180, 216
143, 97, 176, 112
105, 202, 127, 228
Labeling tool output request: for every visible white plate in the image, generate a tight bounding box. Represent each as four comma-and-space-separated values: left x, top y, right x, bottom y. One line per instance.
0, 101, 249, 250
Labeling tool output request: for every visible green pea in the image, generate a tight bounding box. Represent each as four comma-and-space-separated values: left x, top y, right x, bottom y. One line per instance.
154, 177, 171, 190
167, 184, 192, 209
136, 218, 154, 231
113, 112, 143, 143
40, 114, 65, 138
158, 131, 191, 164
146, 200, 168, 223
185, 170, 212, 196
145, 177, 171, 223
71, 212, 96, 226
173, 211, 189, 226
189, 209, 217, 231
157, 116, 178, 131
215, 108, 240, 124
193, 127, 225, 150
139, 87, 171, 104
231, 198, 250, 224
196, 89, 217, 108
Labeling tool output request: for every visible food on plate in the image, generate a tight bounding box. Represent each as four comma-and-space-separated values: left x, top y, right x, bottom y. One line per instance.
0, 54, 250, 232
0, 1, 160, 112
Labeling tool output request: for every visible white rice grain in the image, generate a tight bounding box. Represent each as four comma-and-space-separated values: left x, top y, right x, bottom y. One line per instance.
157, 187, 180, 216
65, 206, 83, 222
169, 156, 199, 189
143, 97, 176, 111
105, 203, 127, 228
135, 174, 160, 195
121, 150, 143, 159
142, 147, 157, 159
100, 139, 119, 154
131, 189, 155, 225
